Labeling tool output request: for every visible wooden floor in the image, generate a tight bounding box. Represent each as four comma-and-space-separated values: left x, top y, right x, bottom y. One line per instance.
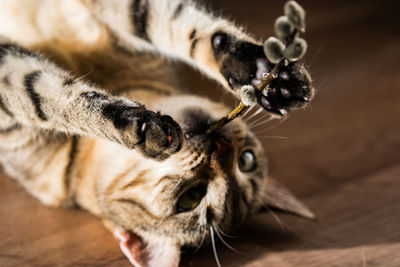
1, 0, 400, 266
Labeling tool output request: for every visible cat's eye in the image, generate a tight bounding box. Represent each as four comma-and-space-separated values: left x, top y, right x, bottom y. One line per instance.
238, 150, 257, 172
177, 185, 207, 213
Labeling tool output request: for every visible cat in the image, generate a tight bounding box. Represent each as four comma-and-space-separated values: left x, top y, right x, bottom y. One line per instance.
0, 0, 314, 266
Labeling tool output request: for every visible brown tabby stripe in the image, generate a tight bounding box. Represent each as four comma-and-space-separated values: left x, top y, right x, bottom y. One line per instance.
0, 95, 13, 117
190, 38, 198, 58
249, 178, 258, 195
110, 33, 136, 57
171, 3, 183, 20
116, 198, 162, 220
106, 163, 140, 195
0, 123, 21, 134
189, 29, 197, 40
63, 78, 75, 86
64, 136, 79, 194
132, 0, 150, 42
120, 175, 146, 190
24, 71, 47, 121
241, 192, 251, 209
227, 175, 241, 224
206, 207, 215, 224
3, 76, 10, 86
0, 43, 38, 65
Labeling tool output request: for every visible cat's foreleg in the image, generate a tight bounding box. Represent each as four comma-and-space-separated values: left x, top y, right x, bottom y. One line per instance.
0, 40, 182, 160
89, 0, 313, 114
90, 0, 259, 89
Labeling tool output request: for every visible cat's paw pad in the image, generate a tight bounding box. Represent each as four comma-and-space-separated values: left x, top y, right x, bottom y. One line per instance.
258, 61, 313, 116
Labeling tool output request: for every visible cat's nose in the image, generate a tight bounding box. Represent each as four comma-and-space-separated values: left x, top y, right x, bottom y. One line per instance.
211, 136, 233, 156
210, 136, 234, 169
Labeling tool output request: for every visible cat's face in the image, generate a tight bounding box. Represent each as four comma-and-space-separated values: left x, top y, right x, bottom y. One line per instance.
94, 96, 267, 251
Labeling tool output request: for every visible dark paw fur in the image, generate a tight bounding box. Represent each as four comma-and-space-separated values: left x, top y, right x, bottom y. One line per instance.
103, 104, 182, 160
211, 31, 313, 115
212, 31, 264, 88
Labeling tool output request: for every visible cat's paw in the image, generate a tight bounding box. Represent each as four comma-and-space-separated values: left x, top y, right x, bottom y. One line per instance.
257, 61, 313, 116
103, 103, 183, 160
211, 31, 313, 115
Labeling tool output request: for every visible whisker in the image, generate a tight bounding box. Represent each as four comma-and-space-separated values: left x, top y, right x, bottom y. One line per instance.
308, 102, 314, 112
146, 162, 181, 171
193, 227, 207, 254
248, 112, 270, 126
313, 76, 330, 96
210, 226, 222, 267
264, 206, 288, 233
256, 135, 290, 139
308, 46, 323, 69
253, 116, 289, 134
244, 107, 263, 123
169, 172, 186, 193
250, 118, 276, 131
249, 114, 274, 129
213, 224, 240, 253
74, 69, 94, 82
214, 224, 237, 238
242, 105, 255, 118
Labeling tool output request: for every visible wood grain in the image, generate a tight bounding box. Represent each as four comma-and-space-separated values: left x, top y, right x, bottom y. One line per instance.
1, 0, 400, 266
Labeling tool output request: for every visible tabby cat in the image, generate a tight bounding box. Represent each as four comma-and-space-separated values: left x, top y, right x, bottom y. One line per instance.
0, 0, 314, 266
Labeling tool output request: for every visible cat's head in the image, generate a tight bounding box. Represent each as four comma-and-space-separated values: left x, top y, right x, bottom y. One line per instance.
87, 95, 313, 266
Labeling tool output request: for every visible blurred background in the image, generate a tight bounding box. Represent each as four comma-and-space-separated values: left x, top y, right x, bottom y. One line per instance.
1, 0, 399, 266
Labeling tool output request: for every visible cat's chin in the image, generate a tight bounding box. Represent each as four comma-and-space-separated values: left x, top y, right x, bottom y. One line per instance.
114, 228, 181, 267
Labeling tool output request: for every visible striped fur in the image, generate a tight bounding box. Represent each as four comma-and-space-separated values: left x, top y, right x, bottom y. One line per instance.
0, 1, 314, 266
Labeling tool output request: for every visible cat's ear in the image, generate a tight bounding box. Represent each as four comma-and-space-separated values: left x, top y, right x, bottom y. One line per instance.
114, 229, 180, 267
261, 177, 315, 219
